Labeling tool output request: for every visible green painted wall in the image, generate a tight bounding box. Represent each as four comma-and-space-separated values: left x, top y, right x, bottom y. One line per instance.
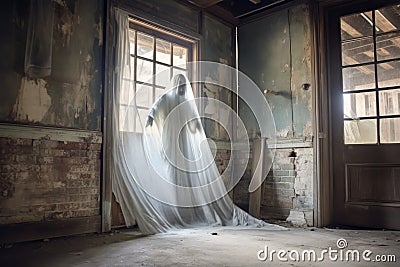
238, 4, 312, 139
0, 0, 104, 131
202, 15, 234, 140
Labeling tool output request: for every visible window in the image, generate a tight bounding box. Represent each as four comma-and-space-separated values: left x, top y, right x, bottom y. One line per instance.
341, 4, 400, 144
119, 18, 196, 132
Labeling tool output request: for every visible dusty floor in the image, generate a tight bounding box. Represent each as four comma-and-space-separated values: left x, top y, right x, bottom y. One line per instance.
1, 225, 399, 266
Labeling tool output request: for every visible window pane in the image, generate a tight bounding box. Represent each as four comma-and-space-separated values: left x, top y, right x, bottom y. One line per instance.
342, 64, 375, 91
137, 59, 153, 83
375, 6, 400, 34
343, 92, 376, 118
155, 88, 165, 100
120, 106, 136, 132
129, 30, 135, 55
340, 12, 373, 41
173, 45, 187, 67
379, 89, 400, 116
342, 37, 374, 66
122, 56, 135, 80
376, 32, 400, 61
137, 32, 154, 59
135, 108, 149, 133
155, 64, 171, 87
378, 60, 400, 88
156, 39, 171, 65
136, 84, 153, 108
119, 105, 127, 131
381, 118, 400, 143
344, 119, 377, 144
120, 79, 134, 105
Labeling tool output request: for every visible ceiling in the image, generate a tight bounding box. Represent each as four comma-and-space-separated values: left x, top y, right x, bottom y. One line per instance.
186, 0, 292, 22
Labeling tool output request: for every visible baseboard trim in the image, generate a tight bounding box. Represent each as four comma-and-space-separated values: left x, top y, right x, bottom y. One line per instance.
0, 215, 101, 244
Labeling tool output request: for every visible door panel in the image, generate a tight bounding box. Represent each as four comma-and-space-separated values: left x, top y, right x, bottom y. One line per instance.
328, 1, 400, 230
346, 164, 400, 204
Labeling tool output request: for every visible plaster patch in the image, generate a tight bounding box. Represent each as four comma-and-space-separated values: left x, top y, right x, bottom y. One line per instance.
303, 121, 312, 137
286, 210, 307, 227
276, 128, 291, 138
13, 78, 51, 122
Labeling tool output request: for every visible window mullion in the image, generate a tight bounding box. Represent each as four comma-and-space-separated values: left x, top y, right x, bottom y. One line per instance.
372, 11, 380, 144
153, 38, 156, 103
170, 44, 174, 80
134, 30, 138, 132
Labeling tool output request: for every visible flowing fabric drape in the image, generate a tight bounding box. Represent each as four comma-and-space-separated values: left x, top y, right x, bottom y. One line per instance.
111, 9, 285, 234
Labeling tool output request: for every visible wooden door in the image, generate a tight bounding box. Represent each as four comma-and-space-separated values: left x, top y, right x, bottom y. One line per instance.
328, 1, 400, 229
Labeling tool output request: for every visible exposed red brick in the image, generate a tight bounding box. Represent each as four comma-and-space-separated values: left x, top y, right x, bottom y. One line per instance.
0, 136, 102, 225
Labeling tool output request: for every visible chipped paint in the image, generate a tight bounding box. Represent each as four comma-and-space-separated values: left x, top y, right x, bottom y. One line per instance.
0, 0, 103, 130
62, 53, 96, 122
276, 128, 292, 138
57, 4, 74, 47
96, 18, 103, 46
13, 78, 52, 122
239, 4, 312, 138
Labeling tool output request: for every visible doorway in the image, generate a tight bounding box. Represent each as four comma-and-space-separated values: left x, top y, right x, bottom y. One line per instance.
327, 1, 400, 229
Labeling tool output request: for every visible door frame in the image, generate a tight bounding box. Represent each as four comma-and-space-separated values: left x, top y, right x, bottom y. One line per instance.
313, 0, 400, 228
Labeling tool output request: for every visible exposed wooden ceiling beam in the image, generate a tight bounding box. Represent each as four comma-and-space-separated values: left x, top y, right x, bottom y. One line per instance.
363, 49, 391, 59
365, 11, 397, 32
204, 4, 239, 25
341, 20, 362, 38
188, 0, 223, 8
342, 55, 374, 74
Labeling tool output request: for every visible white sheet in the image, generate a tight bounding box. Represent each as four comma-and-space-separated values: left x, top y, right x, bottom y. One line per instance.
111, 9, 285, 234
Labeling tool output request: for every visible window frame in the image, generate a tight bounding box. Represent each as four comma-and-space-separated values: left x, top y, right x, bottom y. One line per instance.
340, 7, 400, 144
119, 17, 199, 133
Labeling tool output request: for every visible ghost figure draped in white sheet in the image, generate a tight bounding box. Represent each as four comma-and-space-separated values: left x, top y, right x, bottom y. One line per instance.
141, 74, 282, 229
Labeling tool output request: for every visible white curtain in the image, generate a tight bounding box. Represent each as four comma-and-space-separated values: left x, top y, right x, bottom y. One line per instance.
111, 9, 284, 234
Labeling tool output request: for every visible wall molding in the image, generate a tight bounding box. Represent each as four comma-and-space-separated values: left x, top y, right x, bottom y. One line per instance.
0, 123, 102, 144
210, 137, 313, 150
269, 138, 313, 149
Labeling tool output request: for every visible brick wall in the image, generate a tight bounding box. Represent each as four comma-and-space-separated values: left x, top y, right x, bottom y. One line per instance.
261, 147, 314, 225
261, 149, 296, 219
221, 141, 314, 226
0, 137, 101, 225
292, 147, 314, 225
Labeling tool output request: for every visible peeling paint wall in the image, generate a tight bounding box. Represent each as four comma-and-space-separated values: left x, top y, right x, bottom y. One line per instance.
290, 5, 313, 138
0, 0, 103, 130
0, 0, 104, 242
238, 4, 312, 139
239, 10, 292, 137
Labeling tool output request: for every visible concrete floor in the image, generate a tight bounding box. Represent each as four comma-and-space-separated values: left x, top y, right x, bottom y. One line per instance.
1, 225, 399, 266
